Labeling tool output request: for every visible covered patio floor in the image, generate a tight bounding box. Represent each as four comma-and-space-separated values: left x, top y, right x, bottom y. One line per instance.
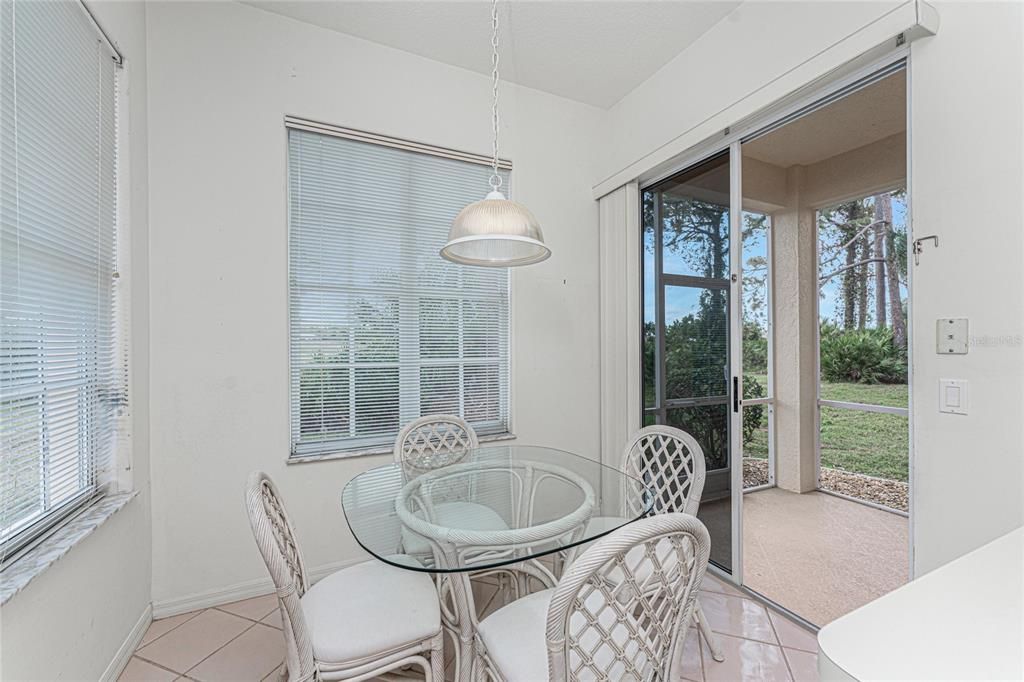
742, 487, 909, 626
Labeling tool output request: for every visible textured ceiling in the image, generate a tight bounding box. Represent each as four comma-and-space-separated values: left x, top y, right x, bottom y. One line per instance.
241, 1, 741, 108
744, 70, 907, 168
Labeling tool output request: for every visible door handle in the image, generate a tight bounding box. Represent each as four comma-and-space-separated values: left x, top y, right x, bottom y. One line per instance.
732, 376, 740, 413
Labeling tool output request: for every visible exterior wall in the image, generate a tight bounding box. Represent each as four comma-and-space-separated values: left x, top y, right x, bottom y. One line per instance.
771, 167, 819, 493
0, 1, 153, 679
803, 132, 907, 208
144, 1, 605, 611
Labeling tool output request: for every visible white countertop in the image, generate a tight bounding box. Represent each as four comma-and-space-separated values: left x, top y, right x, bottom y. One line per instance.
818, 526, 1024, 681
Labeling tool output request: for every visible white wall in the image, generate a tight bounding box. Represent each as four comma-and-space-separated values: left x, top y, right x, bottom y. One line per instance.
598, 0, 1024, 577
908, 0, 1024, 573
0, 1, 152, 679
144, 1, 604, 610
595, 0, 909, 193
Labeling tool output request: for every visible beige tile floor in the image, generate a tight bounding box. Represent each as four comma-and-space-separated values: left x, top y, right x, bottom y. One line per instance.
120, 572, 818, 682
743, 487, 909, 626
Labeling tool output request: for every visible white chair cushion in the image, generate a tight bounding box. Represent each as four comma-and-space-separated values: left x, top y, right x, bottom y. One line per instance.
402, 501, 510, 556
301, 558, 440, 665
477, 588, 553, 682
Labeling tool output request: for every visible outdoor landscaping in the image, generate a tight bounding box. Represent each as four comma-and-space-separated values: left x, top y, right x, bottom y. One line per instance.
744, 377, 908, 480
743, 376, 910, 511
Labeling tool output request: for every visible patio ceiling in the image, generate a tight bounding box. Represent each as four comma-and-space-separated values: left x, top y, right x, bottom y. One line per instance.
744, 70, 907, 168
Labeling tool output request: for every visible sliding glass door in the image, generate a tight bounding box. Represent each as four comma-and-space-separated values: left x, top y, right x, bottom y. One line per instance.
642, 151, 740, 572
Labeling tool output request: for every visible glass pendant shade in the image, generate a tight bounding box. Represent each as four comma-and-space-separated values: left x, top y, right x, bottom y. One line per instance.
441, 190, 551, 267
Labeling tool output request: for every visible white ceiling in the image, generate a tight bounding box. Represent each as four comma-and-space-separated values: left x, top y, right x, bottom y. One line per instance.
241, 1, 741, 108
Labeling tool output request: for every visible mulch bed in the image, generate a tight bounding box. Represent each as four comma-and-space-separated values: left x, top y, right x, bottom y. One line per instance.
743, 458, 770, 488
742, 457, 908, 512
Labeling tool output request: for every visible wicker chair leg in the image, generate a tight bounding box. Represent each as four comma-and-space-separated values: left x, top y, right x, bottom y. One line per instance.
694, 600, 725, 662
429, 632, 445, 682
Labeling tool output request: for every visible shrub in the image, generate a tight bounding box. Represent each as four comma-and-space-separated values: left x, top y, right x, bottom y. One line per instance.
820, 323, 907, 384
742, 322, 768, 374
742, 375, 765, 444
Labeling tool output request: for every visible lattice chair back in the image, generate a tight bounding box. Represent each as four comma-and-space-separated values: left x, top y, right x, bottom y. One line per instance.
245, 472, 317, 682
393, 414, 479, 478
545, 513, 711, 681
621, 425, 706, 519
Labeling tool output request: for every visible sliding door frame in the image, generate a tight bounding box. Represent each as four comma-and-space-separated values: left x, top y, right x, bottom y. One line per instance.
640, 145, 746, 580
728, 141, 745, 585
635, 46, 915, 587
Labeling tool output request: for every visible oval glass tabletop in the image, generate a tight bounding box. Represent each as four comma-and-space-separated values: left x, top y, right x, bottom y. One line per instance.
341, 445, 652, 573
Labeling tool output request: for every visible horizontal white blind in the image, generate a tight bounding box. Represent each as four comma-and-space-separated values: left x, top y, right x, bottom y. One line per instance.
0, 0, 121, 558
288, 126, 511, 457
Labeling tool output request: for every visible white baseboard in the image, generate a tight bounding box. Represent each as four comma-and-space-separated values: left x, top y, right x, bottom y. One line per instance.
101, 603, 152, 682
152, 558, 361, 619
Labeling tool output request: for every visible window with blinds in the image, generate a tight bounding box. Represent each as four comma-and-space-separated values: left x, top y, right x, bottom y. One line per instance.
1, 0, 122, 559
288, 124, 511, 458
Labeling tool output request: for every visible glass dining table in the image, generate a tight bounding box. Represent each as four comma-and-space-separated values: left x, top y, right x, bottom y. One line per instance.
341, 445, 652, 681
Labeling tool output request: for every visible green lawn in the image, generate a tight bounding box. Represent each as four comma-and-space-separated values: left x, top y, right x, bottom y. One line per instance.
743, 376, 908, 482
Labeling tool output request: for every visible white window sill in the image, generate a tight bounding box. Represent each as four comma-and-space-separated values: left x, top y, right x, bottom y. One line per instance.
287, 432, 518, 465
0, 491, 138, 606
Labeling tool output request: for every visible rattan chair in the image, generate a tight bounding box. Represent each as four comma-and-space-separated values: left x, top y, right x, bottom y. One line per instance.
394, 415, 524, 680
476, 513, 711, 681
394, 415, 479, 475
583, 425, 725, 662
245, 471, 444, 681
393, 415, 511, 558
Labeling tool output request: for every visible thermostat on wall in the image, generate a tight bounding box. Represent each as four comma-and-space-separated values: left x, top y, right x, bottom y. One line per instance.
936, 318, 968, 354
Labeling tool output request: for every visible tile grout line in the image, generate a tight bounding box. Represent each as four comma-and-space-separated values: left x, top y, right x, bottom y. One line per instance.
134, 601, 278, 668
697, 624, 708, 681
694, 626, 705, 682
124, 655, 183, 679
137, 610, 204, 652
766, 609, 796, 682
706, 592, 785, 647
137, 594, 276, 657
137, 609, 275, 679
182, 617, 261, 679
212, 604, 279, 625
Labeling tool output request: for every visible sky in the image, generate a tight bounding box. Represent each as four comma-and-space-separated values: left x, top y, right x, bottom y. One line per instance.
643, 198, 907, 331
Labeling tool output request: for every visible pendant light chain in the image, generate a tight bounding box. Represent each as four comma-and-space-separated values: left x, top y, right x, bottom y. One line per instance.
488, 0, 502, 193
440, 0, 550, 267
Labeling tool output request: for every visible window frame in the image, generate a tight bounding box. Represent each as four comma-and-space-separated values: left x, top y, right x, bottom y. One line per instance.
0, 0, 125, 564
284, 119, 514, 462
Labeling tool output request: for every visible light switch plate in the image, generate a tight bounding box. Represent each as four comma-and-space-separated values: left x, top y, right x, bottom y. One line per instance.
937, 318, 969, 354
939, 378, 968, 415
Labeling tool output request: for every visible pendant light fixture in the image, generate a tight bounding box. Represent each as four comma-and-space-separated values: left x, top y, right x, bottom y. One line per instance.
440, 0, 551, 267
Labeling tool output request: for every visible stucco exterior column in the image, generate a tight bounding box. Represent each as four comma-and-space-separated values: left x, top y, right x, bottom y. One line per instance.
771, 166, 818, 493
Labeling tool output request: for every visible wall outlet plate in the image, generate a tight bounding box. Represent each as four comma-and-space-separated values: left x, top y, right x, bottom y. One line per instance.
936, 318, 968, 354
939, 378, 968, 415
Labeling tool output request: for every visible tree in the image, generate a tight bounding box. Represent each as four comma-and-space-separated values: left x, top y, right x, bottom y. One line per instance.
880, 192, 907, 348
819, 200, 873, 330
857, 227, 869, 330
742, 213, 769, 333
873, 194, 887, 329
645, 192, 732, 470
